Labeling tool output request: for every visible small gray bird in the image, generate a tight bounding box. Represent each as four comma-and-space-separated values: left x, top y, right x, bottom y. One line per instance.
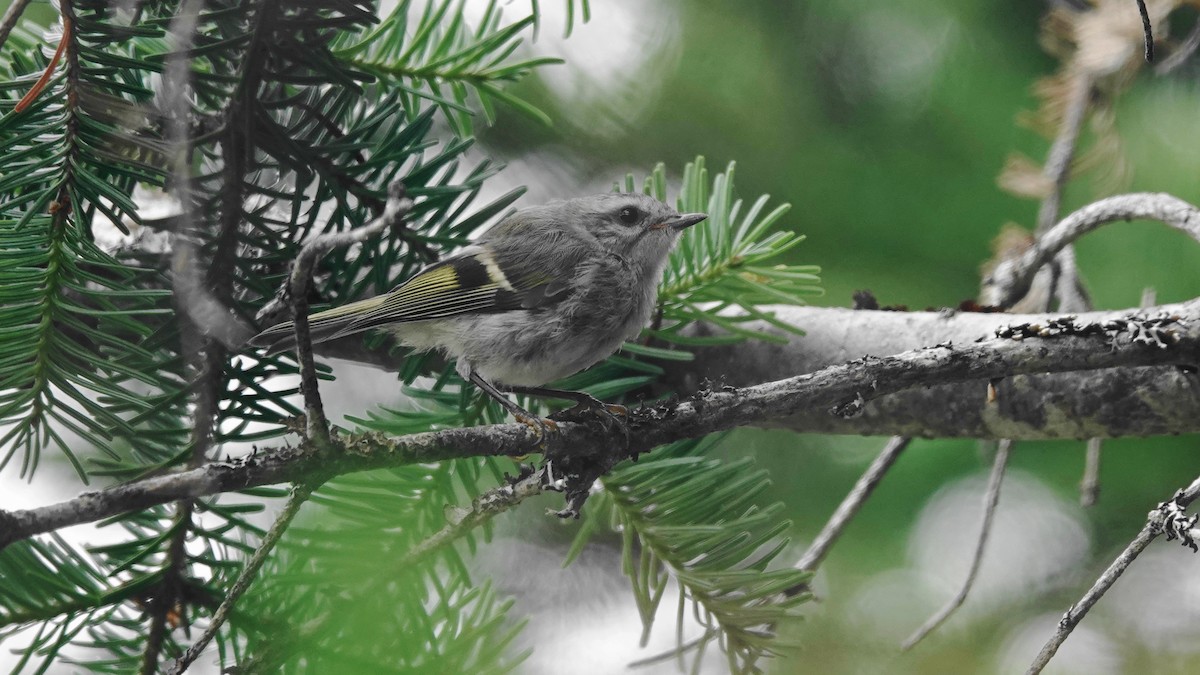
252, 193, 706, 431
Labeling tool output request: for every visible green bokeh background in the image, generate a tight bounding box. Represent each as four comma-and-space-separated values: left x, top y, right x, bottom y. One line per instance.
480, 1, 1200, 672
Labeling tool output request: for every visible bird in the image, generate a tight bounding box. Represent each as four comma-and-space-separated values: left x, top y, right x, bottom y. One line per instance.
251, 192, 707, 434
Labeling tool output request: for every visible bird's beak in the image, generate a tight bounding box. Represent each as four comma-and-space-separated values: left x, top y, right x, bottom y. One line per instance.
655, 212, 707, 231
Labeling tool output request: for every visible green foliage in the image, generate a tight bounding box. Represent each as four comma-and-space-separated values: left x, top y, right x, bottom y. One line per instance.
638, 156, 822, 345
0, 0, 551, 672
600, 437, 810, 674
341, 0, 564, 136
0, 1, 817, 673
0, 5, 183, 480
231, 461, 526, 674
566, 437, 812, 675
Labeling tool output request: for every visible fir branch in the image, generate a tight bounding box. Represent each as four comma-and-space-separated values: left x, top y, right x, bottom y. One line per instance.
631, 158, 820, 347
599, 437, 810, 673
284, 181, 414, 443
340, 0, 562, 135
0, 0, 185, 481
169, 483, 315, 675
3, 300, 1197, 550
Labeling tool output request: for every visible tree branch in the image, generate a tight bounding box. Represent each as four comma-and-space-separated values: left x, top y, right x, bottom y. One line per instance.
1026, 474, 1200, 674
169, 483, 316, 675
901, 439, 1012, 650
0, 0, 32, 54
2, 303, 1197, 551
789, 436, 912, 591
283, 181, 413, 444
663, 301, 1200, 439
986, 193, 1200, 308
284, 302, 1200, 440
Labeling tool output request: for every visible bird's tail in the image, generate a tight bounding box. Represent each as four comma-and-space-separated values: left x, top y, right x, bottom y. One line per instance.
248, 295, 388, 354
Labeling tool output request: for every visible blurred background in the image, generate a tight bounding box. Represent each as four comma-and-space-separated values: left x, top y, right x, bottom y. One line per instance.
474, 2, 1200, 673
4, 1, 1200, 673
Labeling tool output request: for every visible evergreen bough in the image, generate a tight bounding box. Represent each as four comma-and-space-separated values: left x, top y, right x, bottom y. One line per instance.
0, 2, 819, 673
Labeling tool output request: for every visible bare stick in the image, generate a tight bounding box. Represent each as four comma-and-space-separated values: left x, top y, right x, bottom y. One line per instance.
1026, 475, 1200, 674
901, 439, 1012, 651
987, 193, 1200, 308
787, 436, 912, 592
1136, 0, 1154, 63
285, 181, 413, 445
167, 483, 316, 675
1080, 437, 1102, 508
142, 4, 214, 673
1036, 74, 1091, 236
401, 467, 547, 566
0, 0, 33, 55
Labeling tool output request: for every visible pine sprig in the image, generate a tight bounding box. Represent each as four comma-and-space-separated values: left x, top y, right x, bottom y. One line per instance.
630, 157, 822, 346
0, 0, 555, 671
339, 0, 562, 136
221, 459, 525, 673
0, 4, 185, 479
570, 437, 811, 675
553, 157, 821, 405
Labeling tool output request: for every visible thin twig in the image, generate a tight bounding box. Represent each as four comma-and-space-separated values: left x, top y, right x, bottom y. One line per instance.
1036, 74, 1091, 235
1136, 0, 1154, 63
785, 436, 912, 595
144, 3, 210, 672
285, 181, 413, 445
401, 466, 547, 566
1082, 286, 1159, 506
1027, 72, 1093, 313
1026, 475, 1200, 674
987, 193, 1200, 308
3, 301, 1197, 551
1155, 15, 1200, 75
1080, 437, 1102, 507
0, 0, 33, 58
901, 439, 1012, 651
168, 483, 316, 675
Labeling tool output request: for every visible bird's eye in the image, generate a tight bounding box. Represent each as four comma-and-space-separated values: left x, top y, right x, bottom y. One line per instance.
618, 206, 640, 224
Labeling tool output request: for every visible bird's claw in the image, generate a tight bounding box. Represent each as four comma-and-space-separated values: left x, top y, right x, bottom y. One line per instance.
549, 397, 629, 443
514, 412, 559, 451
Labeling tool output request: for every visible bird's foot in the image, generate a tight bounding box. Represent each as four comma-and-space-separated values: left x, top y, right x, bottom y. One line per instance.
549, 396, 629, 443
512, 411, 559, 451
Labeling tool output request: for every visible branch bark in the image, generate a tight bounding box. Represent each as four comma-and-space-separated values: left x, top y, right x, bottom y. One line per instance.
661, 302, 1200, 439
2, 302, 1197, 551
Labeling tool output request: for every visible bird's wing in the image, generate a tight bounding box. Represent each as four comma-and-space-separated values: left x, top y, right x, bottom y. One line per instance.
338, 247, 571, 329
249, 246, 576, 351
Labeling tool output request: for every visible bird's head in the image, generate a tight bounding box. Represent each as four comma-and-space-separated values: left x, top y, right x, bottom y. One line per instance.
570, 193, 707, 264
